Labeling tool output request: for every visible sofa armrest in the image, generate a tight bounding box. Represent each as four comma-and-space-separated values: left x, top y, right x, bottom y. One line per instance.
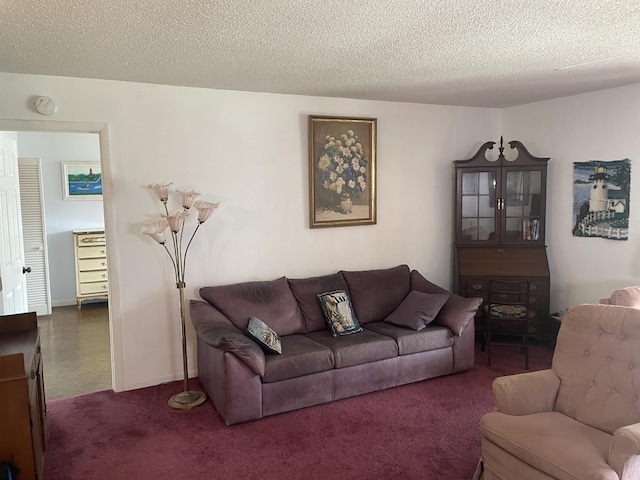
492, 369, 560, 415
610, 422, 640, 479
190, 299, 266, 376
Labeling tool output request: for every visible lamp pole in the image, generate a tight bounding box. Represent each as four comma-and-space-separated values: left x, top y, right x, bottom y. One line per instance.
142, 183, 219, 411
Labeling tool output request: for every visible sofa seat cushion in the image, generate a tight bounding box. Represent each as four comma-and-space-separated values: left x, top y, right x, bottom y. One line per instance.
479, 411, 615, 480
305, 329, 398, 369
364, 322, 453, 356
200, 276, 306, 336
288, 273, 349, 332
262, 335, 334, 383
341, 265, 410, 324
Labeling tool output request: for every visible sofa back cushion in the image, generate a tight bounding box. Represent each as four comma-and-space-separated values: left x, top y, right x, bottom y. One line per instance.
553, 304, 640, 434
342, 265, 410, 324
200, 276, 306, 336
410, 269, 450, 295
288, 273, 349, 332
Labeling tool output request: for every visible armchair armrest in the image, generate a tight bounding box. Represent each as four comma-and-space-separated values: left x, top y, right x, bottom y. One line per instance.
610, 422, 640, 480
492, 369, 560, 415
190, 299, 266, 376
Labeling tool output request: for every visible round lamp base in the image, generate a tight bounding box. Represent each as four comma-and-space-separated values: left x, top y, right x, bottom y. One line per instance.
168, 390, 207, 411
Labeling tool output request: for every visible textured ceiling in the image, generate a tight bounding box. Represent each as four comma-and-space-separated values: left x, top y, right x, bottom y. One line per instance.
1, 0, 640, 107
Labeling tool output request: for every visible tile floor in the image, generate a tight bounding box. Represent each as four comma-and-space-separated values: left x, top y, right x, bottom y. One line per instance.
37, 302, 112, 400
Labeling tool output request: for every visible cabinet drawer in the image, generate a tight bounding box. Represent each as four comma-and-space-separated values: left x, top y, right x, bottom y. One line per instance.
76, 233, 105, 246
529, 281, 547, 293
79, 270, 108, 283
78, 258, 108, 271
77, 245, 107, 259
464, 279, 488, 295
80, 282, 109, 295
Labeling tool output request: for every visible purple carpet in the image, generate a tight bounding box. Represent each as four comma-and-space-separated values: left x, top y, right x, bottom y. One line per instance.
43, 342, 553, 480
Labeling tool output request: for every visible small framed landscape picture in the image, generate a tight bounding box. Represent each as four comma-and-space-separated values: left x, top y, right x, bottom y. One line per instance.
309, 115, 377, 228
61, 162, 103, 200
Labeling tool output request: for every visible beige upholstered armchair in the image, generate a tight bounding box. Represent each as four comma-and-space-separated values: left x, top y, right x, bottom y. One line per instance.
600, 286, 640, 308
478, 304, 640, 480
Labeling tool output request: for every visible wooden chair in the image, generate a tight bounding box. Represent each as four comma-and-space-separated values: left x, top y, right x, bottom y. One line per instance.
482, 279, 531, 369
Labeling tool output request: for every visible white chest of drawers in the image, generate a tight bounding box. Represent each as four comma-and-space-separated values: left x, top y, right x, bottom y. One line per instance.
73, 229, 108, 308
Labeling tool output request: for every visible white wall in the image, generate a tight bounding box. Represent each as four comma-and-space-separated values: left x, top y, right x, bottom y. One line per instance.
16, 132, 103, 305
0, 72, 501, 391
503, 84, 640, 311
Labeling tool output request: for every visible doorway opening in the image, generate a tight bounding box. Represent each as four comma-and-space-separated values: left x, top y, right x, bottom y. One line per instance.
0, 119, 120, 398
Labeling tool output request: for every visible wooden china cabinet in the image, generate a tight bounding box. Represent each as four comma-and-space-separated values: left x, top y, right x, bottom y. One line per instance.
453, 138, 551, 338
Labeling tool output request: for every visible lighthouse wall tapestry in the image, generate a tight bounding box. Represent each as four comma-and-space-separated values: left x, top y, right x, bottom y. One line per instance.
572, 159, 630, 240
308, 115, 377, 228
61, 162, 103, 200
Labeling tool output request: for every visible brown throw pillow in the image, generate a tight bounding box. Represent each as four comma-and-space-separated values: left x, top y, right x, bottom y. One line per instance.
436, 295, 483, 336
384, 291, 450, 331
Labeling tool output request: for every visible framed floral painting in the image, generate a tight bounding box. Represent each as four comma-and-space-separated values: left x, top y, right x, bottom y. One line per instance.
309, 116, 377, 228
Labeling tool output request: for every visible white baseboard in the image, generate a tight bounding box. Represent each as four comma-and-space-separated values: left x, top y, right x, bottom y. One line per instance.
122, 369, 200, 392
52, 299, 77, 307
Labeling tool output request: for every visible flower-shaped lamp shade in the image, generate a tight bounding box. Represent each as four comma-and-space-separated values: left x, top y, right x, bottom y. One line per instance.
149, 182, 173, 203
163, 211, 189, 233
177, 190, 201, 209
141, 219, 169, 244
194, 200, 220, 224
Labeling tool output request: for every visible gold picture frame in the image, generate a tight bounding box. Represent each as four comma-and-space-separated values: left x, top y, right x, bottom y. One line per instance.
309, 115, 377, 228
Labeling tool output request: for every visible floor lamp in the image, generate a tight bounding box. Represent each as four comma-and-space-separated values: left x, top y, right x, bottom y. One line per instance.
142, 182, 220, 410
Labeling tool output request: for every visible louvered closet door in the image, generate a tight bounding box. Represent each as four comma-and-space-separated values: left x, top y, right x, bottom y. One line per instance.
18, 157, 51, 315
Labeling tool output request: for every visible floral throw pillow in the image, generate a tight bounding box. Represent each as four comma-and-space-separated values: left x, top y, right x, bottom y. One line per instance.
317, 290, 363, 337
245, 316, 282, 354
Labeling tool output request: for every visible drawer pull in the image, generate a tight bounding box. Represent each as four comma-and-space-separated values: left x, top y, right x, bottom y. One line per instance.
530, 284, 537, 291
81, 236, 105, 244
472, 283, 482, 290
31, 370, 36, 379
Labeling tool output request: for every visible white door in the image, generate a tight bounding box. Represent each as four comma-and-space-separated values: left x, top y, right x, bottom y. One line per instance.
0, 133, 29, 314
19, 157, 52, 315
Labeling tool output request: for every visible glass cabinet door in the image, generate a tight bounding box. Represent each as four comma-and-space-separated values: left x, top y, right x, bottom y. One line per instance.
459, 170, 497, 242
503, 169, 543, 242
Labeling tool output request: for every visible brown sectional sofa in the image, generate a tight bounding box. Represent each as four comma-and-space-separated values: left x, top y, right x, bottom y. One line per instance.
190, 264, 482, 425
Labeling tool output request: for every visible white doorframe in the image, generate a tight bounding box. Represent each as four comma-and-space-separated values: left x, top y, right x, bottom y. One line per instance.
0, 119, 123, 393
